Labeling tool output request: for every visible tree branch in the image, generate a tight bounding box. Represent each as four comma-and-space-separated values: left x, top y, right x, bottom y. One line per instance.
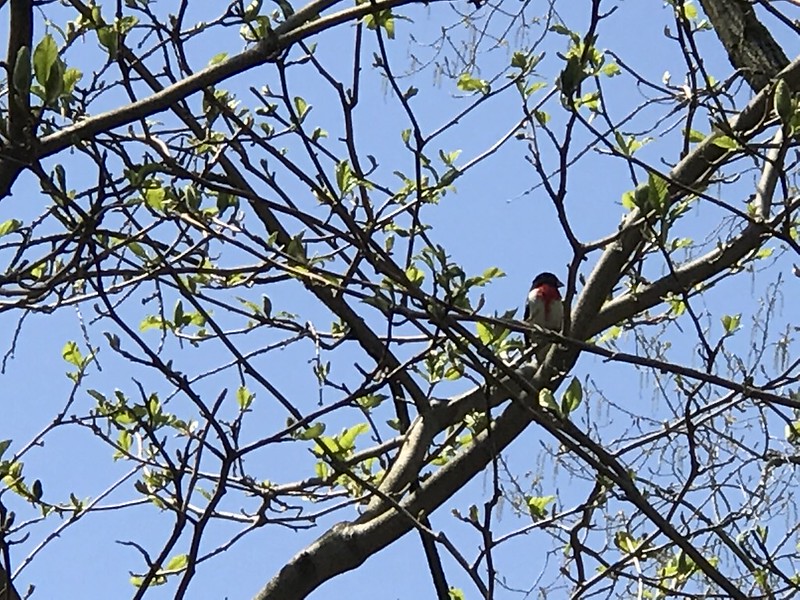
699, 0, 789, 92
0, 0, 33, 195
255, 53, 800, 600
35, 0, 434, 163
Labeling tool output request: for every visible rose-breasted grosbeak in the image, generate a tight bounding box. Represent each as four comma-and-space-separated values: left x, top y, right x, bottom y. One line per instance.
524, 272, 564, 363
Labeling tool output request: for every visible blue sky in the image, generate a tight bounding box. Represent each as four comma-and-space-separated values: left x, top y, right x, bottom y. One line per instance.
1, 1, 798, 598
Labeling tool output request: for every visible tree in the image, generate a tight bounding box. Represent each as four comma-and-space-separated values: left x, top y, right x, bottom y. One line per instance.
1, 0, 799, 598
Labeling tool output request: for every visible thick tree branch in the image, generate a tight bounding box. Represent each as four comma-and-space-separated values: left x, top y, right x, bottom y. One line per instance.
0, 0, 33, 196
256, 53, 800, 600
0, 500, 22, 600
572, 53, 800, 343
66, 0, 436, 416
0, 567, 22, 600
258, 358, 752, 599
593, 205, 787, 336
34, 0, 433, 164
594, 134, 794, 337
256, 370, 540, 600
699, 0, 789, 92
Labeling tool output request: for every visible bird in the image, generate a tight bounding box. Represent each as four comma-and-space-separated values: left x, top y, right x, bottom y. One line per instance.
524, 272, 564, 364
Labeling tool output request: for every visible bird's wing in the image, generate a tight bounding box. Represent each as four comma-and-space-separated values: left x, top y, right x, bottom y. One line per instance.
525, 291, 545, 345
525, 290, 544, 324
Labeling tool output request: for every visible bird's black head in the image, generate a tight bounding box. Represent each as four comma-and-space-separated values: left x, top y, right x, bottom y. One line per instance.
531, 272, 563, 289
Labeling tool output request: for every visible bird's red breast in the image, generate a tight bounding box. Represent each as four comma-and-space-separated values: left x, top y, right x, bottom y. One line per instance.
532, 284, 561, 319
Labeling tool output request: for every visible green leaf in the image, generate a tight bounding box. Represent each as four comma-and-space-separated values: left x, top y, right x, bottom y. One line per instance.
116, 15, 139, 35
526, 494, 555, 519
293, 96, 310, 122
444, 363, 464, 380
524, 81, 547, 97
297, 422, 325, 440
61, 67, 82, 96
0, 219, 22, 237
511, 51, 528, 69
182, 184, 201, 210
647, 171, 669, 212
216, 191, 239, 215
457, 73, 489, 94
364, 9, 394, 38
0, 440, 11, 461
538, 388, 558, 412
533, 109, 550, 125
30, 263, 46, 280
711, 135, 739, 150
127, 241, 147, 260
481, 266, 505, 281
311, 126, 327, 141
665, 294, 686, 316
558, 55, 584, 97
621, 190, 636, 210
173, 300, 186, 327
44, 57, 65, 104
687, 128, 705, 143
405, 265, 425, 286
117, 430, 132, 454
614, 130, 628, 155
12, 46, 32, 94
775, 79, 793, 126
439, 149, 461, 166
357, 394, 386, 409
601, 62, 620, 77
139, 315, 163, 332
31, 479, 43, 502
785, 421, 800, 445
614, 531, 639, 554
468, 504, 479, 522
721, 314, 741, 335
549, 23, 579, 40
97, 26, 118, 56
144, 184, 167, 211
243, 0, 263, 20
314, 460, 330, 479
239, 15, 272, 41
285, 234, 307, 264
339, 423, 368, 451
33, 34, 58, 86
336, 160, 356, 195
577, 90, 601, 111
62, 341, 83, 367
476, 321, 494, 345
208, 52, 228, 66
439, 168, 459, 187
164, 554, 188, 573
448, 588, 466, 600
561, 377, 583, 416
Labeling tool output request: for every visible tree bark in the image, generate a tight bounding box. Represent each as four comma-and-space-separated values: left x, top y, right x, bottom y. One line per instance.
699, 0, 789, 91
